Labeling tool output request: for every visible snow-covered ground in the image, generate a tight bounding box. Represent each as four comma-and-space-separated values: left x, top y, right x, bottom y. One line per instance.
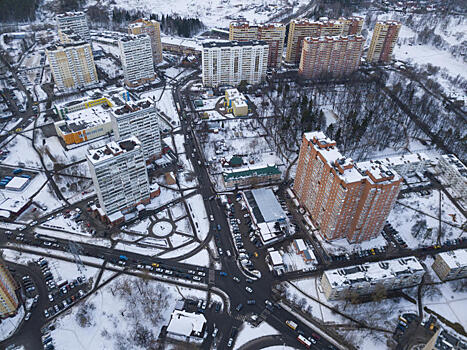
0, 306, 25, 342
234, 321, 279, 349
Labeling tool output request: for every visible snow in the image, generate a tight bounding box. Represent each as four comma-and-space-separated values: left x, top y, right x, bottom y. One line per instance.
35, 227, 112, 248
0, 306, 25, 342
186, 194, 209, 241
180, 248, 211, 267
140, 87, 180, 126
234, 321, 279, 349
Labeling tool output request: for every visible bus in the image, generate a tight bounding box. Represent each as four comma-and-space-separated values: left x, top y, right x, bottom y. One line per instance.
297, 335, 312, 349
286, 320, 298, 330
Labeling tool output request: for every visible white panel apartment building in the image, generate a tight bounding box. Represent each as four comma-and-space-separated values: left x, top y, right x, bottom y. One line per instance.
432, 249, 467, 281
56, 11, 91, 43
110, 98, 162, 162
202, 40, 268, 87
321, 256, 425, 300
435, 154, 467, 209
118, 34, 156, 87
87, 137, 151, 218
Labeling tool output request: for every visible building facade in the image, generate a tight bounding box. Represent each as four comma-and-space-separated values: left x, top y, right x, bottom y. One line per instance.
434, 154, 467, 209
0, 258, 19, 318
229, 21, 286, 68
202, 41, 268, 87
110, 98, 162, 162
367, 21, 401, 63
46, 41, 98, 90
224, 88, 248, 116
338, 16, 364, 36
222, 164, 281, 188
118, 34, 156, 87
128, 19, 163, 64
57, 11, 91, 43
294, 132, 402, 243
321, 257, 425, 300
87, 137, 154, 219
299, 35, 364, 80
432, 249, 467, 281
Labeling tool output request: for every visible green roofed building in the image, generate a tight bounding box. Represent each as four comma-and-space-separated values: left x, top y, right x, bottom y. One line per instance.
229, 156, 243, 167
223, 164, 281, 188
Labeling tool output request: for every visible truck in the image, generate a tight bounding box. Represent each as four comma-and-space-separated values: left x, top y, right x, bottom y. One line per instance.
119, 255, 128, 261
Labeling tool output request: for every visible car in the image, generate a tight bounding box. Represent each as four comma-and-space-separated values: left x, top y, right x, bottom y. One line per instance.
245, 286, 253, 293
209, 215, 214, 222
233, 276, 240, 283
48, 294, 54, 302
25, 312, 31, 321
227, 338, 234, 347
201, 300, 207, 310
212, 327, 219, 337
236, 303, 243, 312
193, 276, 201, 281
54, 305, 59, 313
311, 333, 321, 340
44, 309, 50, 318
246, 278, 253, 283
247, 299, 256, 305
218, 248, 223, 255
78, 290, 85, 298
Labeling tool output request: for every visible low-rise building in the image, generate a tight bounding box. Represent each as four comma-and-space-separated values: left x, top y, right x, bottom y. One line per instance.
267, 249, 286, 273
166, 309, 207, 343
292, 239, 316, 264
374, 152, 431, 178
432, 249, 467, 281
222, 164, 281, 188
435, 154, 467, 209
321, 256, 425, 300
224, 88, 249, 116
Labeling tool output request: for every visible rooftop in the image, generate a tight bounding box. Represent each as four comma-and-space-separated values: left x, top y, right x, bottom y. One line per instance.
223, 164, 281, 181
304, 34, 364, 42
324, 256, 424, 287
58, 103, 111, 133
250, 187, 286, 223
87, 136, 141, 164
47, 40, 90, 51
112, 98, 154, 116
166, 310, 206, 338
437, 249, 467, 269
441, 154, 467, 177
269, 250, 284, 266
375, 153, 431, 168
203, 40, 268, 48
57, 11, 86, 18
119, 33, 150, 43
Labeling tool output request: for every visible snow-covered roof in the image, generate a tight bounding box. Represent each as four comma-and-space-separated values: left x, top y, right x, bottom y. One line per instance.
5, 177, 29, 191
251, 188, 286, 223
324, 256, 424, 287
375, 153, 430, 167
440, 154, 467, 178
87, 136, 142, 164
437, 249, 467, 269
269, 250, 284, 266
107, 211, 124, 223
0, 197, 30, 215
166, 310, 206, 337
294, 239, 307, 252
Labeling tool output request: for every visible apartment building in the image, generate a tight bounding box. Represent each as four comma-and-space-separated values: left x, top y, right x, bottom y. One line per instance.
110, 98, 162, 162
118, 34, 156, 87
286, 17, 360, 64
434, 154, 467, 208
374, 152, 431, 178
367, 21, 401, 63
128, 18, 163, 64
202, 40, 268, 87
432, 249, 467, 281
57, 11, 91, 43
54, 88, 130, 145
46, 40, 98, 90
293, 132, 402, 243
299, 34, 364, 80
321, 257, 425, 300
229, 21, 286, 68
0, 258, 19, 318
87, 137, 156, 222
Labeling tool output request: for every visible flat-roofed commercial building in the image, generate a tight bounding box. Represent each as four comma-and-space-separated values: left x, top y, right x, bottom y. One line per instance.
229, 21, 286, 68
321, 256, 425, 300
119, 34, 156, 87
367, 21, 401, 63
128, 18, 163, 64
299, 35, 364, 80
46, 40, 98, 90
294, 132, 402, 242
432, 249, 467, 281
202, 40, 268, 87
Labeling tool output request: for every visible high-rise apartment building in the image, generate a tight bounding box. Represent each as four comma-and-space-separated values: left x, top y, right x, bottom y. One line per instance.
46, 41, 99, 90
338, 16, 364, 36
0, 259, 19, 318
128, 19, 163, 64
202, 41, 268, 87
229, 21, 286, 68
111, 98, 162, 162
367, 21, 401, 63
294, 132, 402, 242
87, 137, 154, 219
56, 11, 91, 43
119, 34, 156, 87
299, 34, 364, 79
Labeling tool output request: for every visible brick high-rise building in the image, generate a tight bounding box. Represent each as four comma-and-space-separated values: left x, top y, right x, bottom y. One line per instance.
128, 19, 163, 64
56, 11, 91, 43
338, 16, 364, 36
299, 35, 364, 80
229, 21, 286, 68
46, 40, 98, 90
0, 258, 19, 318
367, 21, 401, 63
119, 34, 156, 87
294, 132, 402, 242
202, 41, 268, 87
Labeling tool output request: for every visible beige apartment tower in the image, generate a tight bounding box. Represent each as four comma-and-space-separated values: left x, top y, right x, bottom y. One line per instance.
293, 132, 401, 242
46, 41, 98, 90
286, 17, 363, 64
367, 21, 401, 63
0, 259, 19, 318
299, 35, 364, 79
128, 18, 163, 64
229, 21, 286, 68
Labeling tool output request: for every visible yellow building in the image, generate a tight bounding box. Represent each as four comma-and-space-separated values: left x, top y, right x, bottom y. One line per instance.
367, 21, 401, 63
0, 258, 19, 318
128, 18, 163, 64
225, 89, 249, 116
338, 16, 364, 36
46, 40, 98, 90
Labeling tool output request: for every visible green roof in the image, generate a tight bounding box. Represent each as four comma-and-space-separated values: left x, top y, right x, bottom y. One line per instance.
223, 165, 281, 181
229, 156, 243, 166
